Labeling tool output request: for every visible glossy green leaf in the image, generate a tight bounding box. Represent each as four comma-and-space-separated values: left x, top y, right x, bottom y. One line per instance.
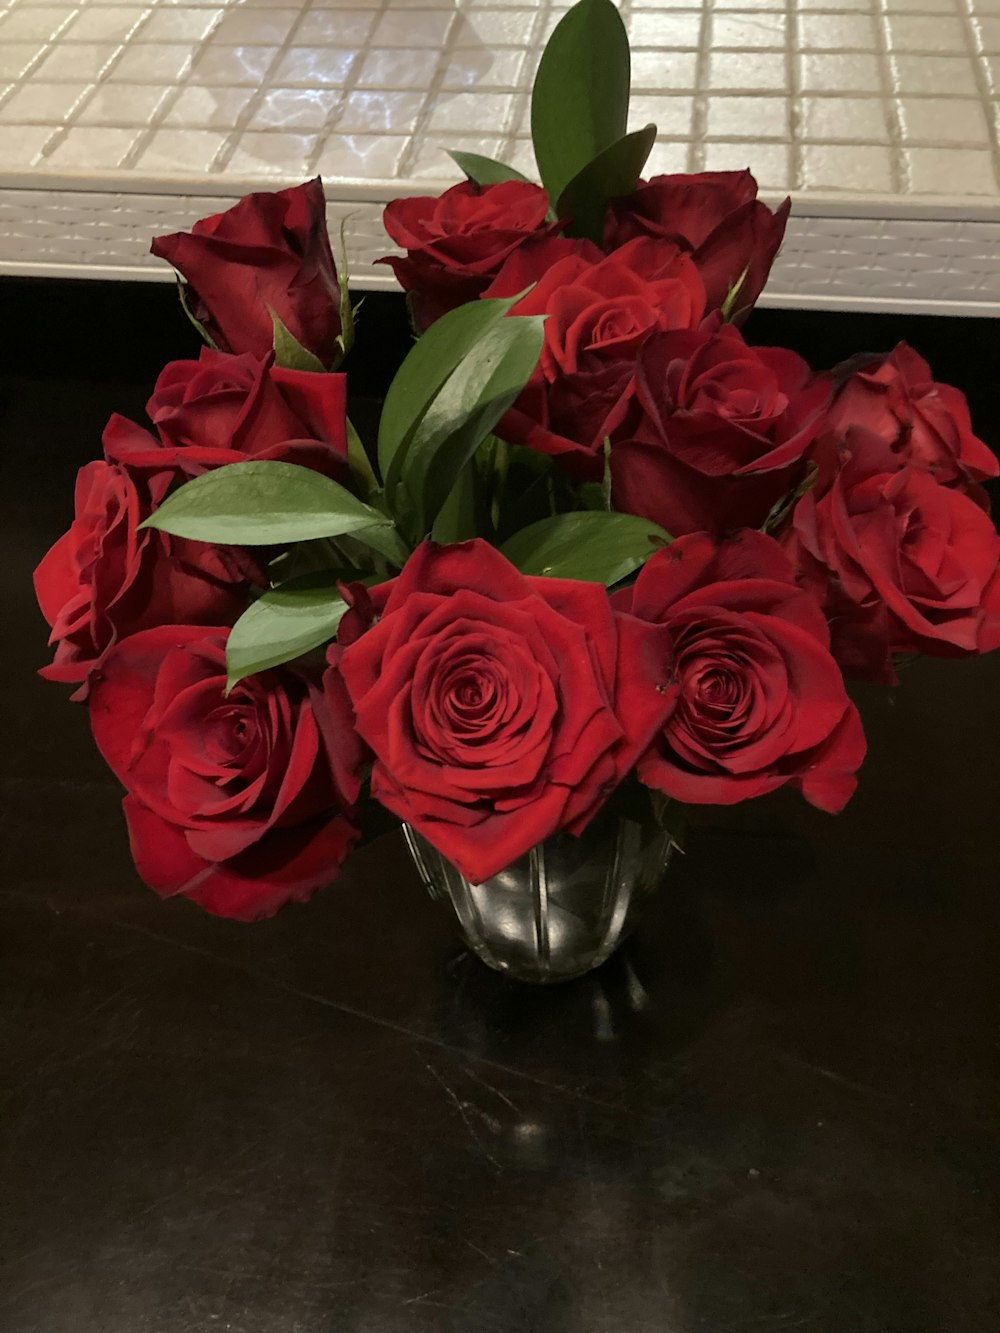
501, 510, 670, 585
270, 309, 327, 373
141, 460, 394, 545
397, 314, 545, 541
226, 574, 349, 690
531, 0, 630, 204
556, 124, 656, 244
447, 150, 533, 187
431, 460, 481, 544
348, 520, 412, 569
377, 293, 523, 487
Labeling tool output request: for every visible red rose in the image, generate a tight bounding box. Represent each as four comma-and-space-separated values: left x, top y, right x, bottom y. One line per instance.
614, 530, 865, 811
151, 178, 342, 365
34, 457, 249, 689
89, 627, 363, 921
380, 180, 562, 331
611, 321, 830, 536
334, 540, 675, 882
787, 431, 1000, 682
488, 238, 706, 476
826, 342, 998, 494
605, 170, 790, 316
102, 348, 348, 482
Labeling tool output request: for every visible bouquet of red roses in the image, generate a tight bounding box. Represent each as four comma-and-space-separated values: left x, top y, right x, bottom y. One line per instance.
34, 0, 999, 960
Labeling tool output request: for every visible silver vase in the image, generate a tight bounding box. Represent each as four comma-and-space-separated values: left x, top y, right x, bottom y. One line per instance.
403, 811, 675, 983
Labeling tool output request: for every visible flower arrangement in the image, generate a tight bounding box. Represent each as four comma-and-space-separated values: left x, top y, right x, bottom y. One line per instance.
34, 0, 999, 965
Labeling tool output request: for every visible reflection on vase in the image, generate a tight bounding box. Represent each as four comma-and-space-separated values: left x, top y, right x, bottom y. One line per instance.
403, 812, 675, 983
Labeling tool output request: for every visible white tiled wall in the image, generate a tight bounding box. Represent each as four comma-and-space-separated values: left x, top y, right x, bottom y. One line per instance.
0, 0, 999, 309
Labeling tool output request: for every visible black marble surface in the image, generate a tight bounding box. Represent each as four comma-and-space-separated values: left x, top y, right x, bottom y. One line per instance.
1, 291, 999, 1332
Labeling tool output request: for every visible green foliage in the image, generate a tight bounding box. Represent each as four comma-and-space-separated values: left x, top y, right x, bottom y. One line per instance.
270, 309, 327, 373
447, 151, 533, 187
501, 510, 670, 585
377, 293, 524, 487
530, 0, 630, 204
141, 460, 396, 546
556, 124, 656, 243
392, 315, 545, 542
225, 574, 350, 691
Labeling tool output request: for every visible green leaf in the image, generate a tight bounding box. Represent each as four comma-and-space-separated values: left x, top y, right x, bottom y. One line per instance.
270, 309, 327, 373
721, 263, 751, 323
332, 216, 355, 368
501, 510, 670, 585
447, 150, 533, 187
396, 314, 545, 541
141, 460, 394, 545
346, 415, 380, 501
431, 460, 481, 544
226, 574, 349, 690
531, 0, 630, 204
761, 460, 819, 537
175, 276, 216, 348
348, 521, 412, 569
556, 124, 656, 244
377, 293, 524, 488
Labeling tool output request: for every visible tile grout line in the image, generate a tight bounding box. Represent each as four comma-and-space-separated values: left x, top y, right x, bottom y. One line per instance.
788, 0, 802, 194
873, 0, 911, 194
690, 0, 717, 171
957, 0, 1000, 194
207, 0, 324, 177
36, 2, 169, 168
392, 2, 466, 181
305, 0, 395, 179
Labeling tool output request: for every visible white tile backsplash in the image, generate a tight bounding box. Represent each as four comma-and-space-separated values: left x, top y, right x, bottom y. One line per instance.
0, 0, 995, 217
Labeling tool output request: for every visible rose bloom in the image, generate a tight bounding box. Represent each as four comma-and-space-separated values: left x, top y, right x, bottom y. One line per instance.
486, 237, 707, 477
333, 540, 675, 883
604, 170, 790, 316
614, 530, 865, 811
380, 180, 562, 330
102, 348, 349, 483
826, 342, 998, 494
89, 626, 364, 920
34, 457, 249, 689
151, 178, 342, 365
787, 430, 1000, 682
611, 320, 830, 536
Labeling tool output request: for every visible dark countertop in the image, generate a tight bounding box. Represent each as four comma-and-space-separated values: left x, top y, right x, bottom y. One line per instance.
2, 305, 999, 1333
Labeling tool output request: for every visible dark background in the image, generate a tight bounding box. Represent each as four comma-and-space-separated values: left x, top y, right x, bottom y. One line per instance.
1, 278, 998, 1332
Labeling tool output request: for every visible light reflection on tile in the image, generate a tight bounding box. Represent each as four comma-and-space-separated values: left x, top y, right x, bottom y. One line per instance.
162, 84, 255, 127
0, 0, 995, 214
250, 87, 341, 131
136, 8, 223, 42
227, 130, 317, 175
137, 126, 228, 170
193, 43, 280, 85
272, 44, 357, 86
313, 132, 409, 178
334, 90, 424, 134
